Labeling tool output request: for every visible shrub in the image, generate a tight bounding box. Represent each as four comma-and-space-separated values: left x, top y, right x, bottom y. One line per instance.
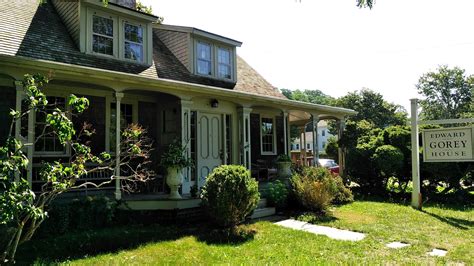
291, 167, 354, 212
267, 180, 289, 209
201, 165, 260, 228
37, 195, 117, 237
333, 175, 354, 204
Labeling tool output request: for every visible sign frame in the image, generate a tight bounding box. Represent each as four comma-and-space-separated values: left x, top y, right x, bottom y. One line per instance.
421, 126, 474, 163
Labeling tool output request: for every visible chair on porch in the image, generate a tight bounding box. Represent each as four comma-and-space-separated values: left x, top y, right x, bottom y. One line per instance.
251, 159, 277, 181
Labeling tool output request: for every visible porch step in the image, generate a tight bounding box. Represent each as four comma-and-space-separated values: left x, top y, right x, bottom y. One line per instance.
257, 198, 268, 209
250, 207, 276, 219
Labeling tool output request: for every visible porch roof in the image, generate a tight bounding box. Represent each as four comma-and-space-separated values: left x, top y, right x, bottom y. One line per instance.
0, 54, 357, 121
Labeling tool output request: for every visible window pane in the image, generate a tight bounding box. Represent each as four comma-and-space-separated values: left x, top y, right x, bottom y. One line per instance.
124, 23, 143, 43
218, 64, 231, 79
124, 42, 143, 61
218, 48, 230, 64
197, 42, 211, 60
261, 118, 274, 153
93, 35, 114, 55
93, 15, 113, 37
197, 59, 211, 75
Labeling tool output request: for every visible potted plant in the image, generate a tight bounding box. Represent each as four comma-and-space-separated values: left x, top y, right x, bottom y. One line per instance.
276, 154, 292, 179
161, 140, 193, 199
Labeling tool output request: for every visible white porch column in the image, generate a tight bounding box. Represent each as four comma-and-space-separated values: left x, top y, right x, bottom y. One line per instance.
338, 118, 346, 176
301, 126, 307, 166
299, 126, 304, 166
181, 100, 193, 194
14, 81, 24, 183
311, 114, 319, 167
114, 92, 124, 201
282, 111, 289, 155
238, 107, 252, 169
17, 79, 35, 187
410, 99, 421, 209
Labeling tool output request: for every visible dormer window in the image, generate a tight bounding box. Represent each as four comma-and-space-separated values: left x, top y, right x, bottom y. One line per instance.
217, 47, 231, 79
197, 41, 212, 76
194, 39, 235, 81
92, 15, 115, 56
124, 22, 144, 62
85, 8, 151, 65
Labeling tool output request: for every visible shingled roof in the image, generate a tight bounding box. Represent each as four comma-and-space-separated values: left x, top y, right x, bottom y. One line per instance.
0, 1, 285, 98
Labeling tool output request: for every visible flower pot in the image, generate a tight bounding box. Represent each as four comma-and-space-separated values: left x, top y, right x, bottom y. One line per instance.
276, 162, 292, 179
166, 166, 183, 199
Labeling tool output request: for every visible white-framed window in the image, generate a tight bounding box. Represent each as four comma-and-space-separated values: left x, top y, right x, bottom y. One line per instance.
123, 21, 144, 62
196, 41, 212, 76
307, 143, 311, 150
34, 96, 68, 155
92, 13, 115, 56
322, 129, 326, 137
87, 8, 150, 64
194, 40, 234, 81
217, 47, 231, 79
295, 143, 300, 150
260, 116, 276, 155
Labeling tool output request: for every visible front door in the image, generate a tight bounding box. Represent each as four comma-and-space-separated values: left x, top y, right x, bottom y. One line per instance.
197, 112, 223, 188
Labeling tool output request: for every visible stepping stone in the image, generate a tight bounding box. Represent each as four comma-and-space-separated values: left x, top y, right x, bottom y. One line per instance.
428, 248, 447, 257
275, 219, 365, 241
386, 242, 410, 249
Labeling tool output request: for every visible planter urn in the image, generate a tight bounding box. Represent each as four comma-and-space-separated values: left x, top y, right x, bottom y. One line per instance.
277, 162, 292, 179
166, 166, 183, 199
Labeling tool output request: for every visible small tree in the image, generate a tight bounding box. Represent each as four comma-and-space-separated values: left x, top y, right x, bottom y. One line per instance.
0, 74, 153, 263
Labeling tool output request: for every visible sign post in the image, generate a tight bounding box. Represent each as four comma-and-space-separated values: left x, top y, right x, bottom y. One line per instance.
410, 98, 474, 210
410, 99, 421, 209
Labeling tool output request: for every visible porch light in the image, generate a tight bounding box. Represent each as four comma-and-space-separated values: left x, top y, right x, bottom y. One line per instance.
210, 99, 219, 108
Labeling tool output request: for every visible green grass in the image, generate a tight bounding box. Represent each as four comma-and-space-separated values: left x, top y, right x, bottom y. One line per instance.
17, 201, 473, 265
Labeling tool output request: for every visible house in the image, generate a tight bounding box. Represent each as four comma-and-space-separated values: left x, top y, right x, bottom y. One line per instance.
291, 120, 333, 153
0, 0, 356, 207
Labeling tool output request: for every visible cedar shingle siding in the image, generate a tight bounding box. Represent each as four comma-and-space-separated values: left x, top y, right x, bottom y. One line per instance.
51, 0, 80, 48
155, 29, 190, 71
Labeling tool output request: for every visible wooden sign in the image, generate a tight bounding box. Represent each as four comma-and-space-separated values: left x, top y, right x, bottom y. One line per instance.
422, 126, 474, 162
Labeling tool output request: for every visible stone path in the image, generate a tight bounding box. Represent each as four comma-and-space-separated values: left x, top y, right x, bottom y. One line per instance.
275, 219, 366, 241
386, 242, 410, 249
428, 248, 448, 257
275, 219, 448, 257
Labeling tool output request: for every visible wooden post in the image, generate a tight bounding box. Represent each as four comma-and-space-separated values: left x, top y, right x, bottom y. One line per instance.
238, 107, 252, 169
115, 92, 124, 201
181, 100, 193, 193
312, 114, 319, 166
282, 111, 289, 155
338, 117, 346, 177
410, 98, 421, 210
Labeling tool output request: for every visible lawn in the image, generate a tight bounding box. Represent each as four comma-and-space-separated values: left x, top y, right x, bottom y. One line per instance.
17, 200, 473, 265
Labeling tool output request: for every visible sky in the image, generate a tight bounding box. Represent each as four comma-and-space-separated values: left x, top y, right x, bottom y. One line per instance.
141, 0, 474, 111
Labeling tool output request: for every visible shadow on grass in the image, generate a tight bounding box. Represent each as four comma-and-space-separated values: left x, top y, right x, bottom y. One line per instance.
16, 222, 257, 264
422, 210, 474, 230
195, 224, 257, 246
15, 224, 185, 264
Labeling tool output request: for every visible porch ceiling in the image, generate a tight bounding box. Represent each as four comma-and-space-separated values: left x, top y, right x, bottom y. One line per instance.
0, 54, 357, 120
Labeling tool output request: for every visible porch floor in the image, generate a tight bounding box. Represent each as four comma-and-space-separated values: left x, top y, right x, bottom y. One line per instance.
120, 193, 201, 211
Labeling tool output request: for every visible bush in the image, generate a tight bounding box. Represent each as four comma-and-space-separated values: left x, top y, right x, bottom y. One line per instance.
267, 180, 289, 209
37, 195, 117, 237
291, 167, 337, 212
333, 175, 354, 204
201, 165, 260, 228
291, 167, 354, 210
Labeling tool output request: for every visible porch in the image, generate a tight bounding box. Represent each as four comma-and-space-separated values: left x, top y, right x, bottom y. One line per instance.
4, 75, 356, 210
